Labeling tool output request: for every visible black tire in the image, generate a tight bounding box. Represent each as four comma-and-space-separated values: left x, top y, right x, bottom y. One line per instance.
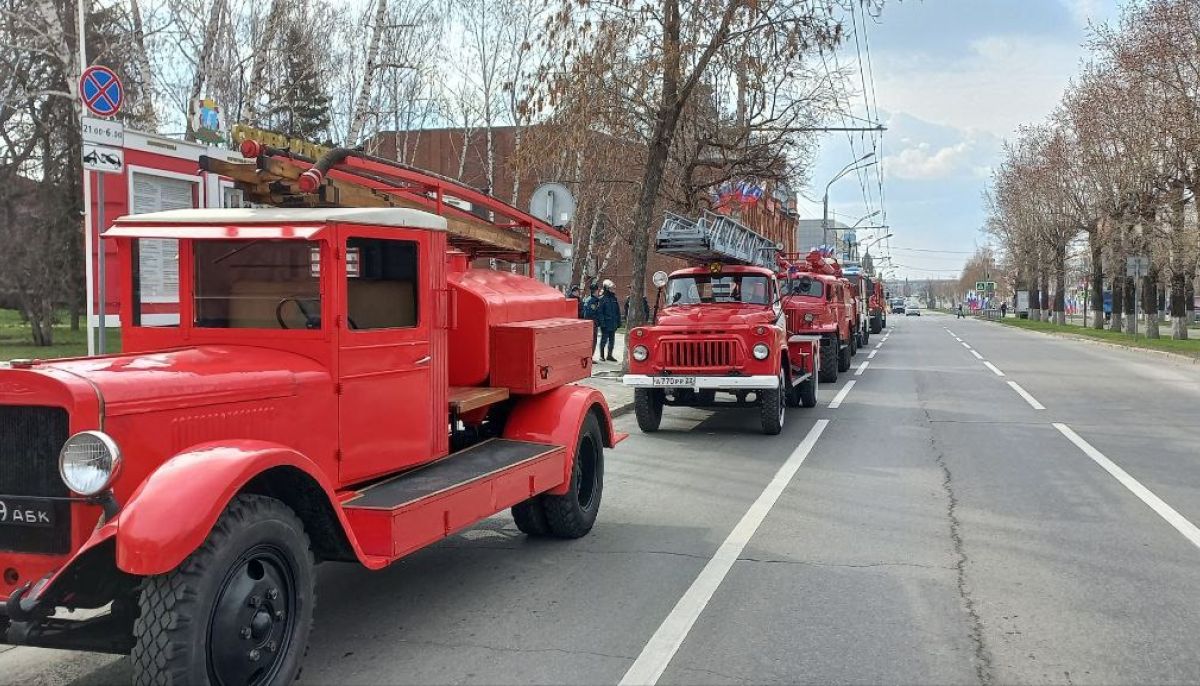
870, 316, 882, 334
634, 388, 664, 432
541, 414, 604, 538
798, 372, 817, 408
784, 367, 801, 408
760, 368, 786, 435
849, 331, 857, 356
882, 317, 887, 329
838, 339, 852, 372
818, 338, 839, 383
511, 497, 550, 536
133, 494, 315, 686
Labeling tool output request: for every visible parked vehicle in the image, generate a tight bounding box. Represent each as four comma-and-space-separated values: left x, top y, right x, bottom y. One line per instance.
780, 250, 855, 384
891, 298, 906, 315
623, 214, 819, 435
906, 305, 923, 316
0, 147, 621, 684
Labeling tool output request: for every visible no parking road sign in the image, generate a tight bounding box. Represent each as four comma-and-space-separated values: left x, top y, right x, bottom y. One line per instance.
79, 65, 123, 117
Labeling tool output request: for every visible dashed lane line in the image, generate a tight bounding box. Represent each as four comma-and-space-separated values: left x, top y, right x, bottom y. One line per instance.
868, 350, 877, 359
983, 361, 1005, 377
1055, 423, 1200, 551
619, 420, 831, 686
855, 361, 869, 376
1007, 381, 1045, 410
828, 380, 856, 409
960, 341, 971, 349
969, 349, 984, 360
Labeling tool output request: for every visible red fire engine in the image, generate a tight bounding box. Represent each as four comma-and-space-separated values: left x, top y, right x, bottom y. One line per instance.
622, 213, 820, 435
0, 145, 621, 684
780, 250, 859, 383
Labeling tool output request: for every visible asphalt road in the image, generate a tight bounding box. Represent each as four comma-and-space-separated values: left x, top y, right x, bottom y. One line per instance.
5, 312, 1200, 685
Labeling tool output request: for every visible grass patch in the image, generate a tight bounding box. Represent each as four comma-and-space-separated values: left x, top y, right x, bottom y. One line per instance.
994, 317, 1200, 359
0, 309, 121, 362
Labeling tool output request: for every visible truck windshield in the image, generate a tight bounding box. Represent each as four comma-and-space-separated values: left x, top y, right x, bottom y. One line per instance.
194, 240, 321, 329
666, 274, 772, 305
788, 277, 823, 298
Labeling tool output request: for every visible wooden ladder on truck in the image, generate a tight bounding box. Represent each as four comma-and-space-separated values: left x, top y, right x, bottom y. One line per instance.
201, 142, 569, 265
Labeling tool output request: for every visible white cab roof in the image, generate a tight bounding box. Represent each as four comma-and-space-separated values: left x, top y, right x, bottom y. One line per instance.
116, 207, 447, 231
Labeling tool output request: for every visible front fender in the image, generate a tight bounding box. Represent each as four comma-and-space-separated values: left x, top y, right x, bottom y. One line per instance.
503, 385, 620, 497
115, 441, 345, 576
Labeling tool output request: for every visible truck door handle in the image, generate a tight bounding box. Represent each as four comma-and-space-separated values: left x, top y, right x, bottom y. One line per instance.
416, 355, 431, 365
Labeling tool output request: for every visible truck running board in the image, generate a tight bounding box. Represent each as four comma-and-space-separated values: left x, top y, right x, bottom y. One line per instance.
342, 439, 566, 561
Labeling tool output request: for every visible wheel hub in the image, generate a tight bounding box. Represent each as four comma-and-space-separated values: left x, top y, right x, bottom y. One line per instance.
208, 547, 296, 686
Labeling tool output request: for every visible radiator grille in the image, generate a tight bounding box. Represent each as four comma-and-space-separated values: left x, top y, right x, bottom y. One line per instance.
0, 406, 71, 555
661, 339, 739, 369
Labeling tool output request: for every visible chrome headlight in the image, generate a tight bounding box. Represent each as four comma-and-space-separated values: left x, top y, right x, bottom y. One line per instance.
59, 431, 122, 496
803, 313, 815, 323
632, 345, 649, 362
752, 343, 770, 360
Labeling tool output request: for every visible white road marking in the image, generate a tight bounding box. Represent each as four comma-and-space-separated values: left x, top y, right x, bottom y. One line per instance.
874, 342, 883, 350
969, 350, 984, 360
1007, 381, 1045, 410
1054, 423, 1200, 551
620, 420, 831, 686
983, 361, 1005, 377
855, 361, 869, 376
960, 341, 971, 349
946, 329, 957, 336
828, 380, 856, 409
868, 350, 878, 359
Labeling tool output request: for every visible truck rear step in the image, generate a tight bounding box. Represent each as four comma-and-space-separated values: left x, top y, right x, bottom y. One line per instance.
342, 438, 565, 560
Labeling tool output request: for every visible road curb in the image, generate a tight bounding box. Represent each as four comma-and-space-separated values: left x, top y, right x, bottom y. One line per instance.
984, 319, 1200, 366
611, 401, 634, 418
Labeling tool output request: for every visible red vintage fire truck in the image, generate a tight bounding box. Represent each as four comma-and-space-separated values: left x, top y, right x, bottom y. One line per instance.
780, 250, 857, 383
0, 147, 621, 684
622, 213, 819, 435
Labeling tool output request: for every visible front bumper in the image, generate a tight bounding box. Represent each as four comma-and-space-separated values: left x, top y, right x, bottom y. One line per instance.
622, 374, 779, 390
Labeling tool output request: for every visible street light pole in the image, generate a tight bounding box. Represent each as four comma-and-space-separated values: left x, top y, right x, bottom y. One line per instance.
822, 153, 876, 251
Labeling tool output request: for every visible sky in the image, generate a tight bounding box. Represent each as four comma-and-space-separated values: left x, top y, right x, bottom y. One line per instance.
800, 0, 1124, 280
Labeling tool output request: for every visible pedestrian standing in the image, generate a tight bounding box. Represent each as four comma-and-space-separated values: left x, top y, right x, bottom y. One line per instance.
1000, 302, 1007, 318
596, 279, 622, 362
584, 285, 602, 358
568, 285, 583, 318
957, 303, 965, 319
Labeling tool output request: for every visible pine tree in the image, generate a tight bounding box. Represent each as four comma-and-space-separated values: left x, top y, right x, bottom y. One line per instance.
265, 25, 333, 142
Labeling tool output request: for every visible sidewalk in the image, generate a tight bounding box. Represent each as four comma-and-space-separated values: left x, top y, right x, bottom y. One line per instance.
579, 330, 634, 417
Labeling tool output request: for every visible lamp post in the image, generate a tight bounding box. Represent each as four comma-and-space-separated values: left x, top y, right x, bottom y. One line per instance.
822, 153, 876, 250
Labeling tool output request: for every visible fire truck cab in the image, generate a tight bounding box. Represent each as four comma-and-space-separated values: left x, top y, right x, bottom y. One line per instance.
0, 150, 619, 685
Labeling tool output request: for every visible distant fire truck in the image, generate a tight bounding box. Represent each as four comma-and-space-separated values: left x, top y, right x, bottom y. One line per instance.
779, 250, 858, 383
623, 213, 819, 435
0, 145, 621, 684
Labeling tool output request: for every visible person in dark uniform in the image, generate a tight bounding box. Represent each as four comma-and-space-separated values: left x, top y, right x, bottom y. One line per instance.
595, 279, 622, 362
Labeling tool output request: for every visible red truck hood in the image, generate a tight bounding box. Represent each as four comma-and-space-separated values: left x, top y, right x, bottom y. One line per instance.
28, 346, 329, 417
655, 305, 777, 329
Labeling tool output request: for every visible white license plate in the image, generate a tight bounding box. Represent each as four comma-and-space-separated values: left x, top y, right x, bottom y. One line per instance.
652, 376, 696, 387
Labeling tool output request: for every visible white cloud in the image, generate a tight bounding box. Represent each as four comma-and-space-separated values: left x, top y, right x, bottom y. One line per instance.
886, 141, 976, 180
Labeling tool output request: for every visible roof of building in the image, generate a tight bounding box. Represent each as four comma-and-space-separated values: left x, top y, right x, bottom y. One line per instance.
115, 207, 447, 231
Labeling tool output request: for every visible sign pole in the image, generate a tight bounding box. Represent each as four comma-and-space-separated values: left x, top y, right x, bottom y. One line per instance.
78, 0, 93, 356
97, 172, 106, 354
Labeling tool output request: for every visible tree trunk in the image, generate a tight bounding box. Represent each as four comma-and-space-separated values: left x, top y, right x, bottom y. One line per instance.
346, 0, 389, 146
1170, 270, 1187, 340
1143, 268, 1159, 339
1039, 272, 1051, 321
1123, 276, 1137, 335
69, 300, 80, 331
1186, 277, 1196, 338
184, 0, 226, 141
1028, 267, 1041, 321
129, 0, 158, 130
1109, 274, 1124, 332
1090, 232, 1104, 329
240, 0, 286, 126
1053, 246, 1066, 325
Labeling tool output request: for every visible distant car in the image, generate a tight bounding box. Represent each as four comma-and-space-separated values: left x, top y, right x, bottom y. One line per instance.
905, 305, 922, 316
891, 300, 906, 314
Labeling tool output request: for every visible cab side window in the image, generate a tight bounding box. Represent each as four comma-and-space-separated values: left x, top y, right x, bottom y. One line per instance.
346, 238, 419, 330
